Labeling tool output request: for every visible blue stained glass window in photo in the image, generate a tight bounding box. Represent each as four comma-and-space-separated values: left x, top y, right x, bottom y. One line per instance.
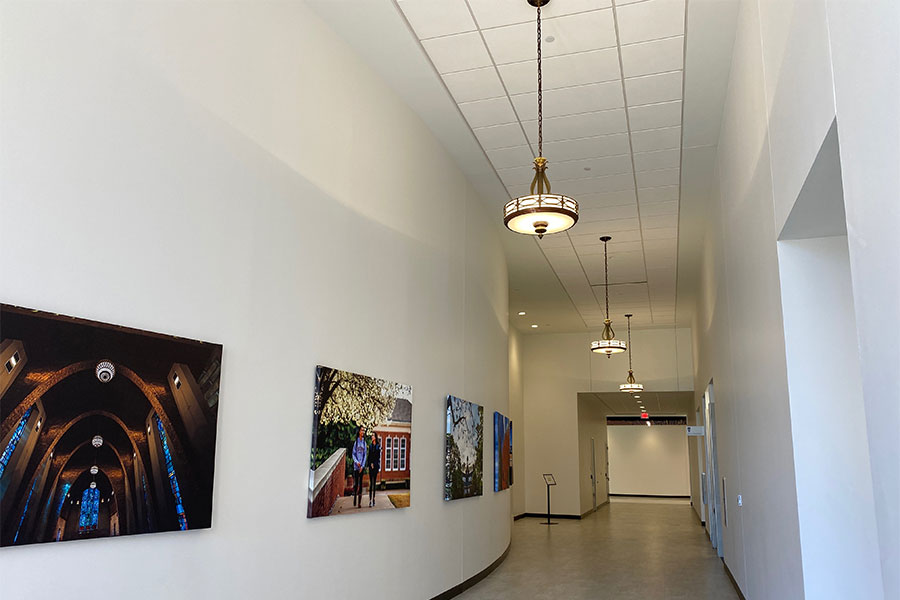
141, 473, 152, 531
154, 415, 188, 530
13, 474, 39, 543
55, 482, 72, 519
78, 487, 100, 532
0, 407, 33, 480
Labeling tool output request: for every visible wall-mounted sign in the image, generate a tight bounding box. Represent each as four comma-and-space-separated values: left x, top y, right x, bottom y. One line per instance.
686, 425, 705, 436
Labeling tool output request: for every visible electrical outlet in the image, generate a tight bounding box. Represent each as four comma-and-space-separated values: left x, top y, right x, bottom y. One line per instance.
737, 494, 742, 507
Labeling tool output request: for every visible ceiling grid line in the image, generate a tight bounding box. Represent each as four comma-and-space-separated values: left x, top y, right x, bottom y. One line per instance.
608, 0, 655, 324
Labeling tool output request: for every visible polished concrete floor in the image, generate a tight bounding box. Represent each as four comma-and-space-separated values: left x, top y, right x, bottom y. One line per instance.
457, 498, 740, 600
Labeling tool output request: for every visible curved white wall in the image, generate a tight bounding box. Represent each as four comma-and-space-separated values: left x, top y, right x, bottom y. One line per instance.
0, 2, 511, 598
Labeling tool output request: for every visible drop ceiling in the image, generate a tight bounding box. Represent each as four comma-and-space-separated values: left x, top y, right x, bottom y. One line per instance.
398, 0, 687, 330
307, 0, 737, 335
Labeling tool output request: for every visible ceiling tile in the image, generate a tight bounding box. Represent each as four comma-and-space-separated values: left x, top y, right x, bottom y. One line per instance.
579, 204, 639, 222
486, 145, 534, 169
511, 80, 624, 120
482, 10, 617, 65
535, 234, 573, 249
398, 0, 477, 39
468, 0, 611, 29
497, 49, 621, 95
643, 237, 678, 251
639, 200, 678, 216
576, 238, 643, 254
644, 219, 679, 236
627, 100, 682, 131
473, 122, 527, 150
620, 36, 685, 78
422, 32, 492, 73
630, 126, 681, 152
542, 133, 631, 161
615, 0, 686, 45
637, 185, 679, 203
635, 167, 680, 188
633, 148, 680, 172
574, 217, 641, 235
458, 96, 518, 128
563, 173, 635, 195
499, 154, 632, 185
624, 71, 683, 106
442, 67, 506, 103
524, 109, 628, 143
576, 189, 638, 208
571, 228, 641, 247
642, 226, 678, 240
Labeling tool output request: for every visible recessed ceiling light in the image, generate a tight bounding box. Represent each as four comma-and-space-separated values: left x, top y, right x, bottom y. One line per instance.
634, 395, 641, 399
545, 35, 555, 43
583, 167, 592, 171
531, 324, 539, 328
518, 311, 526, 316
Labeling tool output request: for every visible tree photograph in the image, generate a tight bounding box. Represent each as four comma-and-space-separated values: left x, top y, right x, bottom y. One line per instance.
444, 395, 483, 501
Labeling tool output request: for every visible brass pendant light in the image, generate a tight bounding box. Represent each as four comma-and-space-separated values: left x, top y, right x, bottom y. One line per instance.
503, 0, 578, 238
591, 236, 627, 356
620, 314, 644, 393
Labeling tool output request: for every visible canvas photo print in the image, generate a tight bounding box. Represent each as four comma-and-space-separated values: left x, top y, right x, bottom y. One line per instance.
444, 395, 483, 501
0, 304, 222, 546
308, 365, 412, 518
493, 412, 513, 492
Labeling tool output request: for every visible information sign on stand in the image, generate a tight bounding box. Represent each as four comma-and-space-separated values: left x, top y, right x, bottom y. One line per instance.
542, 474, 557, 526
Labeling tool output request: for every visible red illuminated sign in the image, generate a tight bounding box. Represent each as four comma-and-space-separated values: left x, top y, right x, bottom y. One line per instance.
640, 412, 649, 419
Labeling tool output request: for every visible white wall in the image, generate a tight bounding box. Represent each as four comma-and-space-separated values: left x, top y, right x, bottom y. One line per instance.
688, 1, 899, 598
0, 2, 510, 599
522, 329, 692, 516
778, 235, 882, 600
826, 3, 900, 597
508, 327, 526, 517
690, 1, 808, 596
607, 426, 691, 497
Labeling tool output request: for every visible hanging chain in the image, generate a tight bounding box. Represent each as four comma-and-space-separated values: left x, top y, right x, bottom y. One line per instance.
627, 316, 633, 371
604, 239, 610, 320
536, 3, 543, 158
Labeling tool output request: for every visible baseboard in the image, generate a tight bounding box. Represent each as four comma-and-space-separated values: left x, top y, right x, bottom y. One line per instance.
609, 493, 691, 499
430, 542, 511, 600
513, 513, 527, 521
580, 499, 610, 518
691, 507, 705, 527
521, 512, 581, 520
722, 558, 747, 600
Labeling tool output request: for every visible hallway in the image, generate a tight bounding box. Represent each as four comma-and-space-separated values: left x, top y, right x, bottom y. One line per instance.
458, 499, 739, 600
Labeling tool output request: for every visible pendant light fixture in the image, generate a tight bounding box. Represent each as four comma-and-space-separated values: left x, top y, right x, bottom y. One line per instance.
591, 236, 626, 356
503, 0, 578, 238
620, 314, 644, 393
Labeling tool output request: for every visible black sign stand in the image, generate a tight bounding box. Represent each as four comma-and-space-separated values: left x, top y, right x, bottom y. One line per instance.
542, 473, 557, 525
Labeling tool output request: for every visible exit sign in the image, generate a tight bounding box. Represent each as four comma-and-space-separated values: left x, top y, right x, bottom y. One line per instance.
640, 412, 649, 419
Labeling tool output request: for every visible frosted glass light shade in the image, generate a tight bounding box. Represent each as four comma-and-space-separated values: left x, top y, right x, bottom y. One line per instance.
504, 194, 578, 237
592, 339, 627, 355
